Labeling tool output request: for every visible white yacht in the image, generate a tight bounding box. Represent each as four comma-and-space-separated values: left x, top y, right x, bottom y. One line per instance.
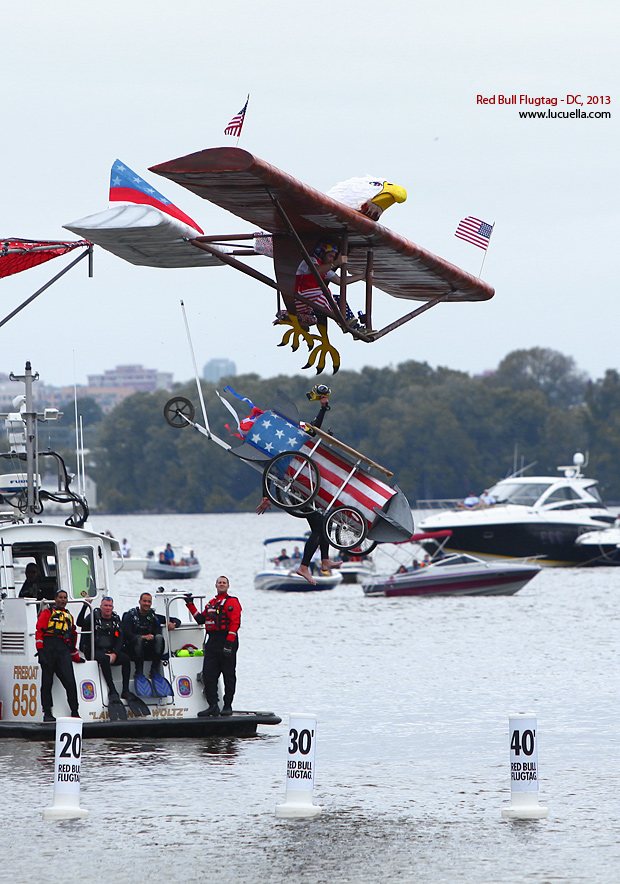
418, 454, 615, 566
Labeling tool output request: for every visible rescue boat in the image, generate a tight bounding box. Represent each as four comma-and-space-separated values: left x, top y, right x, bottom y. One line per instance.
0, 364, 281, 738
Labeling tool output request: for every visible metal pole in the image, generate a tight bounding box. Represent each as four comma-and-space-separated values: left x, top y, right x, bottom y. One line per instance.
0, 248, 91, 330
180, 301, 210, 436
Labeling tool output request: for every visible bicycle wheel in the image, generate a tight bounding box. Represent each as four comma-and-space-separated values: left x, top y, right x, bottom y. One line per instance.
263, 451, 321, 512
164, 397, 195, 428
347, 536, 378, 557
324, 506, 367, 550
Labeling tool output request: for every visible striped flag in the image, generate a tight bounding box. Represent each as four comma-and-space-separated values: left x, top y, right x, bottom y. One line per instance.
224, 98, 249, 137
109, 160, 204, 233
455, 216, 494, 250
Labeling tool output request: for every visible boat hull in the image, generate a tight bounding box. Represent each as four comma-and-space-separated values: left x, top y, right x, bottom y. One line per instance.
0, 711, 281, 740
419, 517, 616, 565
363, 563, 541, 597
254, 570, 341, 591
144, 562, 200, 579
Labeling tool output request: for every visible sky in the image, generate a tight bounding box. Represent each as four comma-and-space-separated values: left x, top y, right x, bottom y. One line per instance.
2, 0, 618, 389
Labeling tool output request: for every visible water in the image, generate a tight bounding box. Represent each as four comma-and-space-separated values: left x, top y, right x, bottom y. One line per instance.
1, 511, 619, 883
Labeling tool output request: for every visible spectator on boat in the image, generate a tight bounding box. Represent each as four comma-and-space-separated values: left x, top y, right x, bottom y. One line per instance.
35, 590, 83, 721
184, 576, 242, 717
479, 489, 496, 507
19, 562, 56, 600
291, 546, 302, 560
78, 597, 131, 700
460, 493, 481, 509
121, 538, 131, 558
122, 592, 176, 679
256, 388, 340, 585
159, 543, 176, 566
273, 548, 289, 563
185, 550, 199, 565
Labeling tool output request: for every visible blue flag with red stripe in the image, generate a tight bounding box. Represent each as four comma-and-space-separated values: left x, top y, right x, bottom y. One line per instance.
109, 160, 203, 233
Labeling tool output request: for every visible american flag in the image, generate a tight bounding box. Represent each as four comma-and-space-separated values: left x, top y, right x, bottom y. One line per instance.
109, 160, 204, 233
455, 216, 494, 251
246, 411, 309, 456
224, 98, 248, 137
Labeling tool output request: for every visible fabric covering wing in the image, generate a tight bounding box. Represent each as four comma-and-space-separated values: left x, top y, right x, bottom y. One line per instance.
63, 206, 229, 269
150, 147, 494, 303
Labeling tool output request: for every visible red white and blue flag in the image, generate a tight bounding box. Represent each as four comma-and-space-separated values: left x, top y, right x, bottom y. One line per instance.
224, 98, 248, 137
109, 160, 204, 233
455, 216, 494, 250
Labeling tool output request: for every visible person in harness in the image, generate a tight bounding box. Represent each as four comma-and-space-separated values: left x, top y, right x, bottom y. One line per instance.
35, 589, 83, 721
78, 597, 131, 701
184, 576, 242, 717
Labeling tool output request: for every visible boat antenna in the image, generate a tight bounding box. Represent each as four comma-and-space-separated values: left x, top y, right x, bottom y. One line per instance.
180, 300, 210, 436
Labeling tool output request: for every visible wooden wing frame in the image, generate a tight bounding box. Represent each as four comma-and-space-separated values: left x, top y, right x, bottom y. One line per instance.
150, 147, 494, 341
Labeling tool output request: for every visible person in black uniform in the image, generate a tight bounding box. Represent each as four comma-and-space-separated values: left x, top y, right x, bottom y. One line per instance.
185, 576, 242, 717
122, 592, 167, 679
256, 384, 340, 584
35, 590, 83, 721
78, 596, 131, 699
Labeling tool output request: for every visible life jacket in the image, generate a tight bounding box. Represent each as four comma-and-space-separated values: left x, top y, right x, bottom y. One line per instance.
93, 609, 122, 650
204, 596, 240, 633
126, 606, 161, 636
43, 608, 74, 641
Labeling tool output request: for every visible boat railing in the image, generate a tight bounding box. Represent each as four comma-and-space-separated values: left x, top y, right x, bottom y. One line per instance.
416, 498, 462, 511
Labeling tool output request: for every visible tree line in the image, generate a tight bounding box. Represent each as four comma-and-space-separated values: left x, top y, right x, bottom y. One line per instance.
24, 347, 620, 512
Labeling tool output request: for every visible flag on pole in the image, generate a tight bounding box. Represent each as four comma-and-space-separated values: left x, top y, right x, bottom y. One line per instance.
224, 98, 249, 137
109, 160, 204, 233
455, 216, 494, 251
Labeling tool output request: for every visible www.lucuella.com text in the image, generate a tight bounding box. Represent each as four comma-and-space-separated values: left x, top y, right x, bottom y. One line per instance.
477, 94, 610, 107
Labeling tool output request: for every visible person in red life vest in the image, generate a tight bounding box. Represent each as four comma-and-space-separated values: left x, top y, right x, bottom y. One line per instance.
185, 576, 241, 717
35, 589, 84, 721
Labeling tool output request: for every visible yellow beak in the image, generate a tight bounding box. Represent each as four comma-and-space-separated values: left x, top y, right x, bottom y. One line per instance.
371, 182, 408, 212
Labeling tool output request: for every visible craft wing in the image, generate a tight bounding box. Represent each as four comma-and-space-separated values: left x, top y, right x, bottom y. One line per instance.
150, 147, 494, 303
0, 239, 91, 280
63, 206, 228, 269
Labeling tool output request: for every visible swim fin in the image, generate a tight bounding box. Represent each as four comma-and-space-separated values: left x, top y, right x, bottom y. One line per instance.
123, 691, 151, 717
135, 673, 154, 698
151, 672, 174, 698
108, 695, 128, 721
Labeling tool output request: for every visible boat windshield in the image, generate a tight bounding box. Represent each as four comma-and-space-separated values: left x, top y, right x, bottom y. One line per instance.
487, 481, 553, 507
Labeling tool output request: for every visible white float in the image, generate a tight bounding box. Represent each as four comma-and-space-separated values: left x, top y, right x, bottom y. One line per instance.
43, 717, 88, 819
275, 713, 322, 819
501, 712, 548, 820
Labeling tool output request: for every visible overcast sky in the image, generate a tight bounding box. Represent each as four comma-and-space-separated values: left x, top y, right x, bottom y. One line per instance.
2, 0, 617, 389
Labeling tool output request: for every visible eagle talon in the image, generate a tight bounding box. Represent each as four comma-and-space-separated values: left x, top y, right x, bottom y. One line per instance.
275, 314, 316, 352
301, 323, 341, 375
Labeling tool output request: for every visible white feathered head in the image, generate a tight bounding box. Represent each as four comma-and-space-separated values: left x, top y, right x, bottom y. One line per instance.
326, 176, 407, 220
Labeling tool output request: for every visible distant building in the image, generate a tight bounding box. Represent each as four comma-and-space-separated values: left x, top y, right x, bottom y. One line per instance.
0, 365, 174, 416
203, 358, 236, 384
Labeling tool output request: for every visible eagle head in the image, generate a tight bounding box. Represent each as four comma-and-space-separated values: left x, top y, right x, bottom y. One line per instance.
326, 176, 407, 220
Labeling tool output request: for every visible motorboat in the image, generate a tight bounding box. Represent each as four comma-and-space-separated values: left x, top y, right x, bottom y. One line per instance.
418, 453, 615, 566
143, 546, 200, 580
0, 364, 280, 738
254, 537, 342, 591
574, 522, 620, 565
335, 553, 376, 584
362, 532, 541, 597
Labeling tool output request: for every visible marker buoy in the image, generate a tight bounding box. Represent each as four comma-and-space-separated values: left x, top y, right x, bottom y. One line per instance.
43, 717, 88, 819
275, 713, 322, 819
501, 713, 548, 820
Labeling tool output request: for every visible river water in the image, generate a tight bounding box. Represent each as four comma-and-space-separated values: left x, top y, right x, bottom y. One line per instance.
1, 510, 619, 884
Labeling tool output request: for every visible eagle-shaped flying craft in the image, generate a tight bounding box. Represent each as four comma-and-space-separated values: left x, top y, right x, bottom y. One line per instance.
63, 148, 494, 373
